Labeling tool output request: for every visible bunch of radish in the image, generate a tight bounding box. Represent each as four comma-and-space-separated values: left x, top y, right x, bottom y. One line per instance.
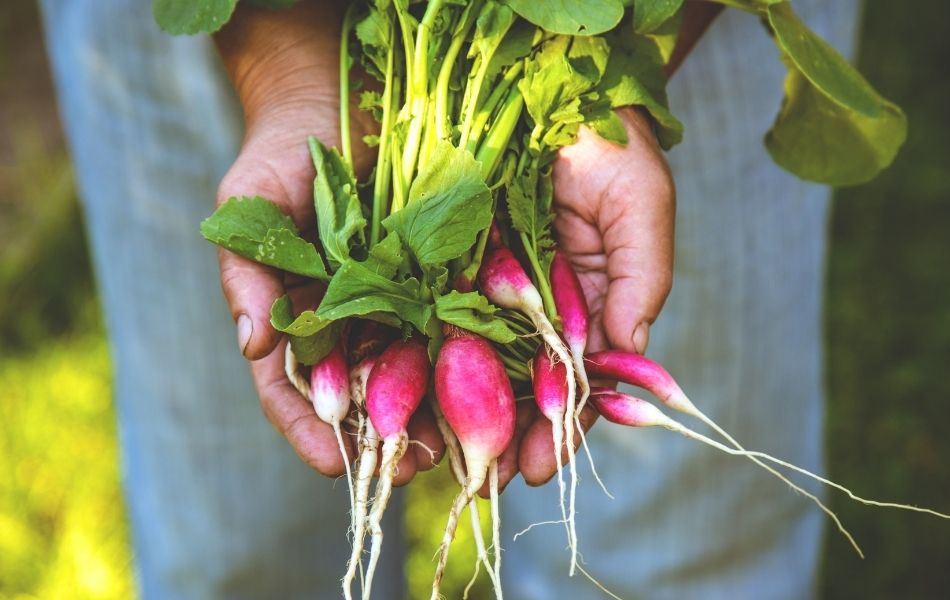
196, 1, 947, 597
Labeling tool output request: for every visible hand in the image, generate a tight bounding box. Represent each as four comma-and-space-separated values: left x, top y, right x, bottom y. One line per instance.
488, 107, 675, 493
214, 2, 443, 482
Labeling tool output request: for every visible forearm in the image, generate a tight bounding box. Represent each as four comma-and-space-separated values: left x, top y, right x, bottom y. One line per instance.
665, 2, 724, 76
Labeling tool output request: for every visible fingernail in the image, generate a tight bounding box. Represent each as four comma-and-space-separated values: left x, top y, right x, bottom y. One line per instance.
237, 314, 253, 356
632, 321, 650, 354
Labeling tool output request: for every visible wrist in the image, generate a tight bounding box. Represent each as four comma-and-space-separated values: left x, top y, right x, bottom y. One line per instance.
214, 1, 344, 131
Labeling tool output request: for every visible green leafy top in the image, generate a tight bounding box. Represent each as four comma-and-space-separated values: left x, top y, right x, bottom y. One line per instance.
188, 0, 906, 363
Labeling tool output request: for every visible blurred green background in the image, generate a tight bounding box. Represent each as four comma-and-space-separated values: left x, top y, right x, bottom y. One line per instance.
1, 1, 947, 598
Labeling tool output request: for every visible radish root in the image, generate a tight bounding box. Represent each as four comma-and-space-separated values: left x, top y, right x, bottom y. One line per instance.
683, 405, 950, 521
489, 461, 503, 593
433, 401, 501, 599
532, 315, 579, 574
655, 416, 865, 557
431, 465, 489, 600
364, 432, 405, 599
343, 416, 378, 599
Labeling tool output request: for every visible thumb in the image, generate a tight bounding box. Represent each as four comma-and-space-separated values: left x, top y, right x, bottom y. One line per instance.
215, 138, 315, 360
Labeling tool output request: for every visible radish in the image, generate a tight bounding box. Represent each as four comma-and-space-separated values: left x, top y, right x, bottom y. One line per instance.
363, 338, 430, 598
530, 345, 573, 556
309, 340, 355, 534
478, 245, 581, 572
430, 397, 501, 599
432, 328, 515, 600
343, 356, 378, 600
550, 250, 590, 410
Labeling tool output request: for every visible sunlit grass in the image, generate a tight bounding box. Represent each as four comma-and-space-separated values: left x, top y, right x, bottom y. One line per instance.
0, 325, 133, 599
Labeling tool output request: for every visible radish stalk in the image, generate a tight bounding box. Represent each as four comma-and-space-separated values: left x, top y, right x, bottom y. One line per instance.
479, 246, 580, 573
364, 339, 431, 599
432, 330, 515, 600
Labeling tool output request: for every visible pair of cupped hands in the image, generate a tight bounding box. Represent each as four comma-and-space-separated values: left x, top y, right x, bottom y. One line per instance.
214, 2, 674, 496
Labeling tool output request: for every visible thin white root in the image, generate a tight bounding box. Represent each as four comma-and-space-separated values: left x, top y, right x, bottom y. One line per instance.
332, 420, 356, 540
408, 439, 439, 466
533, 311, 579, 574
689, 408, 950, 521
284, 344, 310, 398
431, 401, 500, 598
575, 563, 624, 600
576, 415, 613, 499
365, 433, 406, 599
512, 519, 568, 542
489, 461, 503, 593
431, 470, 488, 600
550, 417, 572, 551
342, 418, 378, 600
660, 419, 865, 558
462, 504, 483, 600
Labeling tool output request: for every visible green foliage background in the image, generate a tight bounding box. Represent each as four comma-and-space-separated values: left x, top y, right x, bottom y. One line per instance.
0, 1, 947, 598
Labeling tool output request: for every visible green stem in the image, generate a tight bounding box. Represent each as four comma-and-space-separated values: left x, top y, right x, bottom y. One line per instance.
434, 1, 481, 142
474, 89, 524, 182
371, 25, 397, 246
465, 61, 524, 155
499, 353, 530, 378
401, 0, 446, 196
520, 231, 557, 323
339, 3, 358, 167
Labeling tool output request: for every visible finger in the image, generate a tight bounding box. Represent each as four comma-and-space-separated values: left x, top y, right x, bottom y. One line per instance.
251, 341, 354, 477
476, 402, 537, 499
598, 108, 675, 353
518, 403, 600, 487
408, 406, 446, 471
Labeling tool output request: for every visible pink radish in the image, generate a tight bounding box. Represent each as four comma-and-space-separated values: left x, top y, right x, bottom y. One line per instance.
309, 341, 355, 531
479, 245, 581, 572
363, 338, 430, 598
432, 328, 515, 599
531, 345, 573, 555
550, 249, 590, 408
342, 356, 378, 600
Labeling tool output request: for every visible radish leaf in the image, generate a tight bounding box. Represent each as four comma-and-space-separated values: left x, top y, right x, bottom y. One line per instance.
768, 2, 881, 117
503, 0, 624, 36
598, 30, 683, 149
435, 291, 517, 343
317, 259, 431, 331
383, 142, 492, 265
200, 196, 329, 281
633, 0, 684, 34
270, 295, 342, 365
765, 67, 906, 186
153, 0, 236, 35
309, 138, 367, 270
761, 2, 906, 185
